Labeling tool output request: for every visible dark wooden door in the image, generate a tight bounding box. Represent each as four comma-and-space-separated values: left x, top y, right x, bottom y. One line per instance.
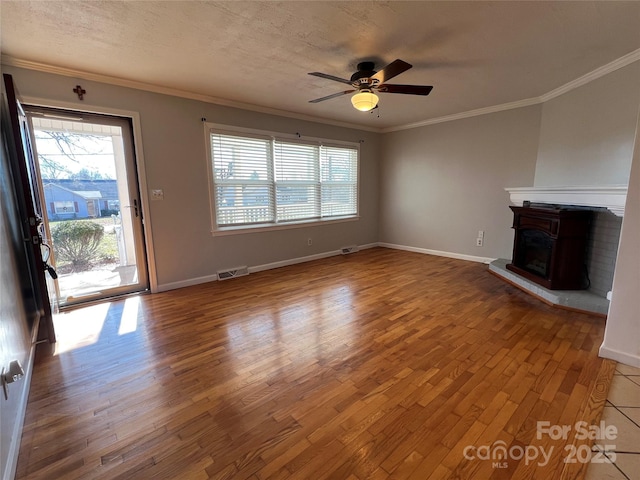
2, 73, 56, 342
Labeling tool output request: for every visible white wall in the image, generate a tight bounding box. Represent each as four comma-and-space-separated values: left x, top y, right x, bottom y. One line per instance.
3, 66, 380, 290
535, 62, 640, 186
0, 198, 32, 480
379, 106, 542, 260
600, 110, 640, 367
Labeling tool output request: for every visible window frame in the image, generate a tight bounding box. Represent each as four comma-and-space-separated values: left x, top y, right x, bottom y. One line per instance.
205, 123, 360, 236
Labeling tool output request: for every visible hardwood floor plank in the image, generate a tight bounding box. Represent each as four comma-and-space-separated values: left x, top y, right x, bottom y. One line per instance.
16, 248, 611, 479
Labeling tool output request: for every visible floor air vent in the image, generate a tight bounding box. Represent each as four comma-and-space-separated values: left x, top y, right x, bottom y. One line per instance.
341, 245, 359, 255
217, 266, 249, 281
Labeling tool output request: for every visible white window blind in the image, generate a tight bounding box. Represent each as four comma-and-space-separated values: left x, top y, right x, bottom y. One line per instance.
211, 133, 274, 226
321, 146, 358, 217
209, 130, 358, 228
274, 140, 319, 221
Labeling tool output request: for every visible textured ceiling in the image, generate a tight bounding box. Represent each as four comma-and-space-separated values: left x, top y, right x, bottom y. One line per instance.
2, 1, 640, 130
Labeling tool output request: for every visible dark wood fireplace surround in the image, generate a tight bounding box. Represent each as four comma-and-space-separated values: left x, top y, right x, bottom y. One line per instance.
507, 205, 592, 290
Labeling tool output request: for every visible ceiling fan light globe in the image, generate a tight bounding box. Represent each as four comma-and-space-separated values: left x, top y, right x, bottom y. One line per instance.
351, 91, 379, 112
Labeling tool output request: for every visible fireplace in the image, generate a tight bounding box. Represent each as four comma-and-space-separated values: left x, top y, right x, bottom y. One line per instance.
507, 205, 592, 290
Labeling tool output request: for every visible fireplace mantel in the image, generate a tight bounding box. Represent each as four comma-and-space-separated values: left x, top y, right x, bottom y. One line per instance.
505, 185, 628, 216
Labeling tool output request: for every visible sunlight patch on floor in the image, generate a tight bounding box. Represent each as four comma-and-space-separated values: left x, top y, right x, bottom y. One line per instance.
53, 296, 141, 354
118, 296, 140, 335
53, 303, 110, 354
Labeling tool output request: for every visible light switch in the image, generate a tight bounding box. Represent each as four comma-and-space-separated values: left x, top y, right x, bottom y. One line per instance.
151, 189, 164, 201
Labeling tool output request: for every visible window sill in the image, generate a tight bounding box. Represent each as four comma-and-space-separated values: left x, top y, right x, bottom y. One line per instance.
211, 215, 359, 237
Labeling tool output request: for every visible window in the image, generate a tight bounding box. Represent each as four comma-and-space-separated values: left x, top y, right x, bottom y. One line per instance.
208, 127, 358, 231
53, 201, 76, 214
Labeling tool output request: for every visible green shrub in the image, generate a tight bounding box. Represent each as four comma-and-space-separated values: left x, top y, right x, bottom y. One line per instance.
51, 220, 105, 272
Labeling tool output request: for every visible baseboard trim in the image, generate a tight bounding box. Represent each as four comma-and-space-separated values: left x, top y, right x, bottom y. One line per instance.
251, 242, 378, 274
598, 344, 640, 368
249, 250, 342, 274
156, 273, 220, 292
156, 243, 379, 292
378, 242, 495, 264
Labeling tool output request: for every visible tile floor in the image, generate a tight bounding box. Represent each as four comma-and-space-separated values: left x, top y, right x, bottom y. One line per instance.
585, 363, 640, 480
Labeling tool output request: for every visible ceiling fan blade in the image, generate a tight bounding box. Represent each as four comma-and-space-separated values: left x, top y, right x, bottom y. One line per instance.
378, 84, 433, 96
371, 59, 412, 84
308, 72, 353, 85
309, 90, 355, 103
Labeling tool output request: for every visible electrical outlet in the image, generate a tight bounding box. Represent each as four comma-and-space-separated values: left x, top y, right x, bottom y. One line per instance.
476, 238, 483, 247
151, 189, 164, 201
307, 238, 312, 246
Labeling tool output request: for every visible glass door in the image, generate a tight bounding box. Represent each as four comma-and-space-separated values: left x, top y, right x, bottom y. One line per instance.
26, 106, 149, 307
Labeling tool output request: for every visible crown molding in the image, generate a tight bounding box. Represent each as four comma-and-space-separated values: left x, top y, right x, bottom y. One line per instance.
383, 47, 640, 133
539, 48, 640, 103
1, 55, 380, 133
4, 48, 639, 134
381, 97, 541, 133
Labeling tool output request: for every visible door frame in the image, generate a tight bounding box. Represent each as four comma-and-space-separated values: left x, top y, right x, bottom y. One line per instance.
22, 96, 159, 294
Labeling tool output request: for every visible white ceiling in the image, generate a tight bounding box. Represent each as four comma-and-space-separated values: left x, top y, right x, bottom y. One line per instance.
2, 1, 640, 130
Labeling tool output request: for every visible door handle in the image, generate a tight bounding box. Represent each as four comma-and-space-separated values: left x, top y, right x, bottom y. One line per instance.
44, 263, 58, 280
124, 199, 139, 217
40, 242, 57, 279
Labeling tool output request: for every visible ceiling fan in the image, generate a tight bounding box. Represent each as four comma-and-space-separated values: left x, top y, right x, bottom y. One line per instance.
308, 59, 433, 112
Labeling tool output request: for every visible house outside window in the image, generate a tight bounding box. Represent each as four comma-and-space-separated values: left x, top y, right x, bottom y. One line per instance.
207, 126, 359, 233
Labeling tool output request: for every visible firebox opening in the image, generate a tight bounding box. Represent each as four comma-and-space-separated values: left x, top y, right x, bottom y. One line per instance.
516, 229, 553, 278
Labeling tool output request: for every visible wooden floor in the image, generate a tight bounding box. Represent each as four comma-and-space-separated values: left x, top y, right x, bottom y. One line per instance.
16, 248, 613, 480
